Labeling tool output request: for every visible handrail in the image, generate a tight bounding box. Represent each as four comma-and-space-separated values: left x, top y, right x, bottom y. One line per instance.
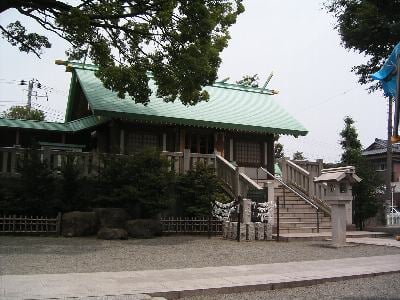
239, 172, 263, 191
260, 167, 318, 210
286, 159, 310, 176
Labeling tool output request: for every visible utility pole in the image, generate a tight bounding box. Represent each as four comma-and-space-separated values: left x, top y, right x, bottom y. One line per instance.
27, 79, 34, 110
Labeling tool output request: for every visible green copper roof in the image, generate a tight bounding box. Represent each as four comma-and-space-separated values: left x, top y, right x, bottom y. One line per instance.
0, 115, 106, 132
74, 68, 307, 136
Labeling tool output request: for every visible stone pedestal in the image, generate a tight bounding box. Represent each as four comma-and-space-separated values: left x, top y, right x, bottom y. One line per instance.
230, 222, 237, 240
241, 198, 252, 224
330, 202, 347, 247
265, 223, 273, 241
222, 221, 230, 239
254, 222, 264, 240
246, 223, 255, 241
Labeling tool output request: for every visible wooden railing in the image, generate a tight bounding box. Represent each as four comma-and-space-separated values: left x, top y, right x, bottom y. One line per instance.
215, 155, 264, 200
162, 149, 216, 174
280, 158, 330, 215
0, 147, 216, 177
0, 213, 61, 234
0, 147, 106, 177
160, 216, 222, 234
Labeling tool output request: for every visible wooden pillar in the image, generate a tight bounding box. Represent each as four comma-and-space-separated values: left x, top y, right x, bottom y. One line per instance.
266, 135, 275, 177
179, 129, 186, 152
162, 133, 167, 152
214, 133, 225, 156
61, 134, 66, 144
109, 121, 120, 154
229, 138, 234, 161
120, 129, 125, 154
15, 129, 20, 146
264, 142, 268, 167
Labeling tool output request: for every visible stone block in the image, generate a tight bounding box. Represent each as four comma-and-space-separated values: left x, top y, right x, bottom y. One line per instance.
230, 222, 237, 240
97, 227, 128, 240
94, 207, 129, 229
241, 198, 252, 224
239, 224, 247, 241
222, 221, 230, 239
265, 223, 273, 241
254, 222, 264, 240
62, 211, 98, 237
246, 223, 255, 241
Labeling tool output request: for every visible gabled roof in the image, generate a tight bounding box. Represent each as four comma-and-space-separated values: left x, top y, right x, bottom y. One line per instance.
0, 115, 107, 132
68, 63, 307, 136
362, 138, 400, 156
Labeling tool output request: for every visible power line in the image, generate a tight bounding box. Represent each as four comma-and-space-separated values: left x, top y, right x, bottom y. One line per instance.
297, 86, 363, 113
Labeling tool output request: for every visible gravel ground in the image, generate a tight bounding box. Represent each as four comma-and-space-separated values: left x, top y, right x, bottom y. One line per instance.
181, 273, 400, 300
0, 236, 400, 275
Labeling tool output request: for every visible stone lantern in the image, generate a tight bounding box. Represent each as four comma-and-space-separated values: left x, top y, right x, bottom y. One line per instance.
314, 166, 361, 247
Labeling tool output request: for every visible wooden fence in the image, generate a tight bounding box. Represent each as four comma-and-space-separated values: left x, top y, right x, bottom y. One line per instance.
160, 217, 222, 235
0, 213, 61, 234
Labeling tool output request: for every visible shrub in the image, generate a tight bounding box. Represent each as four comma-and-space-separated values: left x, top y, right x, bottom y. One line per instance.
94, 149, 175, 218
175, 163, 230, 217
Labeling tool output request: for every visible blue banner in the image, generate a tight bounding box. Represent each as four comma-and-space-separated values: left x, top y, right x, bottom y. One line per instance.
371, 42, 400, 97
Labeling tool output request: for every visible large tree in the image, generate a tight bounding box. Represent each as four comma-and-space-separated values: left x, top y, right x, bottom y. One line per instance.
1, 0, 244, 105
325, 0, 400, 90
339, 116, 383, 229
1, 105, 45, 121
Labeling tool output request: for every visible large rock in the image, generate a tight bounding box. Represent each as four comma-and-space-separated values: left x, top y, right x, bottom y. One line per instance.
62, 211, 98, 237
94, 208, 130, 229
126, 219, 162, 238
97, 227, 128, 240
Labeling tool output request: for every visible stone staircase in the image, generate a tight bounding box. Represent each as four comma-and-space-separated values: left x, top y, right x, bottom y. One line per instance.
274, 185, 331, 234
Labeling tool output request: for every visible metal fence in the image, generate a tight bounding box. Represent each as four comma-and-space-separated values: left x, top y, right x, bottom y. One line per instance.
0, 213, 61, 234
160, 217, 222, 235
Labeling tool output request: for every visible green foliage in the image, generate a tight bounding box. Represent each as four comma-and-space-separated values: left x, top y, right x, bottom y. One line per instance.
325, 0, 400, 90
1, 0, 244, 106
1, 105, 45, 121
340, 116, 362, 164
95, 150, 174, 218
175, 163, 229, 217
339, 116, 383, 229
292, 151, 305, 160
236, 74, 260, 88
0, 149, 61, 215
0, 21, 51, 58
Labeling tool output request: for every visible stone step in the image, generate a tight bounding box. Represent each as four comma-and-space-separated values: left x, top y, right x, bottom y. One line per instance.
276, 227, 331, 234
276, 204, 315, 209
278, 222, 332, 229
277, 207, 320, 214
277, 216, 331, 223
276, 200, 311, 205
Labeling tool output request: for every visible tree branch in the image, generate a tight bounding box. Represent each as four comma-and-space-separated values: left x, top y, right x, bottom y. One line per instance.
0, 24, 41, 58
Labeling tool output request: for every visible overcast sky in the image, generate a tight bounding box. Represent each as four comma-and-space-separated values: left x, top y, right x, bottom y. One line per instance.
0, 0, 390, 163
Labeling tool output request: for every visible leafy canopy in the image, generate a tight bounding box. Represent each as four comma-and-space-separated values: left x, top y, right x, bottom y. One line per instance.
1, 105, 45, 121
325, 0, 400, 91
1, 0, 244, 105
339, 116, 383, 229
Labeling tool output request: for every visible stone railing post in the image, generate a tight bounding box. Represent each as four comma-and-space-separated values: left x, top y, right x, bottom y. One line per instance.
183, 148, 191, 173
233, 166, 240, 199
308, 172, 315, 199
266, 180, 275, 226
